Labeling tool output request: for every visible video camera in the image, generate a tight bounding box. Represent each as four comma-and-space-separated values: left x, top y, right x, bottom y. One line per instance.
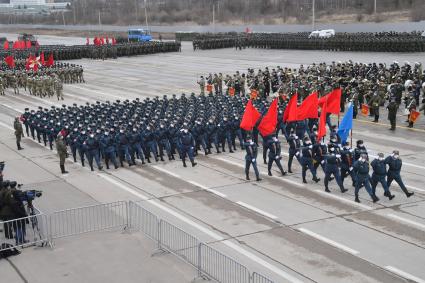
12, 188, 42, 207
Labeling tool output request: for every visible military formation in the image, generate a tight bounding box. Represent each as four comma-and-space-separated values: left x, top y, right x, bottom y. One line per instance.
199, 61, 425, 129
14, 81, 416, 204
0, 63, 85, 100
193, 31, 425, 53
0, 41, 182, 62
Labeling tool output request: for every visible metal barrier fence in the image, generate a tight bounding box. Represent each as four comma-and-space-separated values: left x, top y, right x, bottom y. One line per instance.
200, 243, 251, 283
48, 201, 128, 239
252, 272, 275, 283
0, 213, 48, 251
0, 200, 276, 283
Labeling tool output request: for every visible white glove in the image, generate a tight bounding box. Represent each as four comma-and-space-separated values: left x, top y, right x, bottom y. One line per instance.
336, 154, 341, 158
309, 145, 313, 149
349, 149, 354, 153
349, 167, 353, 171
321, 160, 325, 164
252, 158, 256, 162
296, 152, 300, 157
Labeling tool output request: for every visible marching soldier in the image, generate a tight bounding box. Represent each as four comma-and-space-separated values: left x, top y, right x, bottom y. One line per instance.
13, 117, 24, 150
244, 134, 261, 181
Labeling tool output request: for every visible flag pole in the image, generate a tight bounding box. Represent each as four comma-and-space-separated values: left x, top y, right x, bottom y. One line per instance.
350, 129, 353, 146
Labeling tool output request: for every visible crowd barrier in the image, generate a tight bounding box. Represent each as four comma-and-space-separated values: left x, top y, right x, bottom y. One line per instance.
0, 200, 277, 283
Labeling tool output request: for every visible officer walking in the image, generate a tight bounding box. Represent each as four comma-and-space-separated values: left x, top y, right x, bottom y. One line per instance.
387, 99, 398, 131
13, 117, 24, 150
267, 136, 287, 176
371, 153, 395, 200
56, 135, 69, 174
101, 129, 119, 169
244, 134, 261, 181
298, 138, 320, 183
322, 146, 347, 193
353, 153, 379, 203
287, 130, 300, 173
179, 127, 197, 168
385, 150, 414, 198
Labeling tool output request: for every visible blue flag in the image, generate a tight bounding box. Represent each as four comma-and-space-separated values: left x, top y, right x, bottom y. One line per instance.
337, 103, 353, 144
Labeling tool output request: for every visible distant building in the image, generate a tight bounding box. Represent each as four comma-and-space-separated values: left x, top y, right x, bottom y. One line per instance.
10, 0, 46, 5
0, 0, 69, 13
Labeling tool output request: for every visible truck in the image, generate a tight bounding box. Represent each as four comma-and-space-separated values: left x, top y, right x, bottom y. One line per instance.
308, 29, 335, 39
128, 29, 152, 42
18, 33, 38, 45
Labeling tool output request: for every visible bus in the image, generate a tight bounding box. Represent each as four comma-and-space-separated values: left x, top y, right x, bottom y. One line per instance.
128, 29, 152, 42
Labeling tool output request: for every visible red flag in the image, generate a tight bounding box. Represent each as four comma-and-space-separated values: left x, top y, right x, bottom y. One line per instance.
258, 98, 278, 137
86, 37, 90, 45
318, 94, 328, 107
3, 40, 9, 50
317, 102, 327, 142
283, 93, 298, 122
112, 37, 116, 45
25, 40, 31, 49
40, 52, 45, 65
240, 100, 261, 131
325, 88, 341, 114
106, 36, 109, 44
33, 63, 38, 72
46, 54, 54, 67
297, 92, 318, 120
12, 41, 18, 49
100, 37, 105, 45
4, 56, 15, 68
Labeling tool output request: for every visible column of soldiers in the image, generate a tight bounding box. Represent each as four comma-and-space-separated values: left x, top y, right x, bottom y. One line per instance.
0, 41, 181, 62
200, 61, 425, 129
16, 86, 415, 204
0, 63, 85, 100
193, 31, 425, 53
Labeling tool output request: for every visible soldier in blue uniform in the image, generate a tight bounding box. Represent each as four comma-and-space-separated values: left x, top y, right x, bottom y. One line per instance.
244, 134, 261, 181
322, 146, 347, 193
76, 130, 88, 167
100, 129, 119, 169
67, 128, 79, 162
143, 125, 159, 163
286, 129, 300, 173
353, 154, 379, 203
267, 136, 287, 176
157, 123, 172, 161
297, 138, 320, 183
385, 150, 414, 198
354, 140, 368, 161
115, 128, 133, 167
129, 127, 145, 164
168, 122, 181, 159
86, 132, 103, 171
21, 108, 31, 137
179, 127, 197, 167
206, 119, 220, 154
340, 142, 355, 187
192, 120, 208, 156
371, 153, 395, 200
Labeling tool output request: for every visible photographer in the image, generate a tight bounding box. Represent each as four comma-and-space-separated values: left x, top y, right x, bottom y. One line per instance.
0, 182, 29, 245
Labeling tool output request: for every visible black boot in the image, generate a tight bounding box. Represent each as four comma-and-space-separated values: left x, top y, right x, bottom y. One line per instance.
256, 176, 262, 181
406, 191, 414, 198
81, 160, 85, 167
182, 160, 187, 167
341, 188, 348, 193
281, 170, 287, 176
355, 195, 360, 203
90, 164, 94, 172
372, 195, 379, 203
191, 161, 197, 167
268, 171, 272, 176
313, 176, 320, 183
303, 178, 307, 183
246, 174, 250, 181
60, 165, 69, 174
325, 187, 331, 193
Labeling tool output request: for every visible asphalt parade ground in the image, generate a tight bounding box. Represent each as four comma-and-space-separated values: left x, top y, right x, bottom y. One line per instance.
0, 37, 425, 283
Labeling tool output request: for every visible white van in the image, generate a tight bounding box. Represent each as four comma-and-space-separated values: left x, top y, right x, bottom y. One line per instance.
309, 29, 335, 39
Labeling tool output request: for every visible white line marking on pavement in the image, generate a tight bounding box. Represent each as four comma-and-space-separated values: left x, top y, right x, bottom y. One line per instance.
385, 266, 425, 283
236, 201, 278, 220
0, 121, 14, 131
298, 228, 360, 255
271, 175, 305, 188
187, 180, 228, 198
406, 185, 425, 193
314, 190, 373, 210
2, 103, 23, 113
387, 214, 425, 231
151, 165, 182, 179
97, 174, 149, 200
